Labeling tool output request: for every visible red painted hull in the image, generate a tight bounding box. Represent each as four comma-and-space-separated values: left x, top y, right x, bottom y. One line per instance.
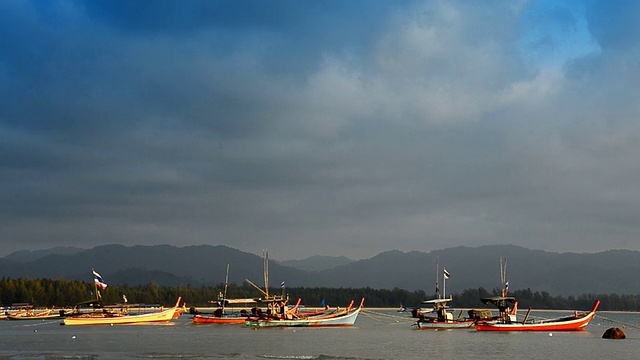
192, 315, 246, 324
476, 300, 600, 332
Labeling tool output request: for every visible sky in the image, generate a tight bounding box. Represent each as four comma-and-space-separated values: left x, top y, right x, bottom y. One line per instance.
2, 0, 640, 261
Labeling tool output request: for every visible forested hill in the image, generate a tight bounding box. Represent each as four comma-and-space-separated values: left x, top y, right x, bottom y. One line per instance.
2, 244, 640, 296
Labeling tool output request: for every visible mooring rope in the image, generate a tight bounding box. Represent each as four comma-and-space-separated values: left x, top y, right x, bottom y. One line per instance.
361, 310, 416, 325
15, 319, 62, 327
595, 315, 640, 330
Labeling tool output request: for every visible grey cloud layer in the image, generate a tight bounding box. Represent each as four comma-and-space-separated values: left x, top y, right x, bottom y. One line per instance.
2, 1, 640, 259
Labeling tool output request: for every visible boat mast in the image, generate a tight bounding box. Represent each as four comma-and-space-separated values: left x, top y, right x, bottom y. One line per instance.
443, 266, 447, 300
263, 250, 269, 299
500, 257, 508, 297
435, 257, 440, 299
222, 263, 230, 311
499, 256, 509, 315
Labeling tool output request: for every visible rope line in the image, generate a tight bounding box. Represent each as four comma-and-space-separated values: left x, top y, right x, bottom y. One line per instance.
595, 315, 640, 330
361, 310, 416, 325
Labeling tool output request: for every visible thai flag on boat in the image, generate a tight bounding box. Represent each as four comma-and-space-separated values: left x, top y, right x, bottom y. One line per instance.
93, 269, 108, 289
503, 281, 509, 295
443, 268, 450, 280
280, 281, 285, 288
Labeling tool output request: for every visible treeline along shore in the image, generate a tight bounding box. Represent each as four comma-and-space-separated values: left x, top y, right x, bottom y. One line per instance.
0, 277, 637, 311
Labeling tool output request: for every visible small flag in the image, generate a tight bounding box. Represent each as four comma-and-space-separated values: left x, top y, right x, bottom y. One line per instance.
280, 281, 285, 288
503, 281, 509, 296
443, 268, 450, 280
122, 294, 128, 303
93, 269, 107, 289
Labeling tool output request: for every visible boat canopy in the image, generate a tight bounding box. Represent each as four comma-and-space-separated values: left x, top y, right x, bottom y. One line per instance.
223, 298, 259, 305
481, 296, 516, 306
74, 299, 103, 308
421, 298, 453, 305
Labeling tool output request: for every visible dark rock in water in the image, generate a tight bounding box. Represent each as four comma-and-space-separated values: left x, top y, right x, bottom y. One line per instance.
602, 327, 626, 339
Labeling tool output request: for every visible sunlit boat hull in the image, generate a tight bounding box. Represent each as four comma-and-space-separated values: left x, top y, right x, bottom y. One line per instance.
246, 299, 364, 327
63, 297, 182, 326
476, 300, 599, 332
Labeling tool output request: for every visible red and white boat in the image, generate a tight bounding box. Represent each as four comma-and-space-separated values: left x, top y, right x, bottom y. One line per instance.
476, 298, 600, 331
475, 258, 600, 332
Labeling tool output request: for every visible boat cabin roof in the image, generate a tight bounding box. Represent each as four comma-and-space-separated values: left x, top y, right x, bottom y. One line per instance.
222, 298, 258, 305
421, 298, 453, 305
74, 299, 103, 308
481, 296, 516, 306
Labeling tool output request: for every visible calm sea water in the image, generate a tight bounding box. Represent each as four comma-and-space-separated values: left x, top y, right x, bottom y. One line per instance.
0, 309, 639, 359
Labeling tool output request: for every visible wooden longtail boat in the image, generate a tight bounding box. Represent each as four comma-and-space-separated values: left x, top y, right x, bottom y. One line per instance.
218, 250, 349, 328
193, 314, 247, 324
192, 298, 257, 324
62, 297, 183, 326
192, 264, 259, 325
5, 305, 64, 320
7, 309, 62, 320
475, 299, 600, 332
414, 298, 476, 330
475, 258, 600, 331
414, 260, 476, 329
246, 298, 364, 327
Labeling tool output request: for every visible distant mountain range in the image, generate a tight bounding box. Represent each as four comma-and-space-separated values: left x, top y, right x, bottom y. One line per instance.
1, 244, 639, 296
4, 246, 85, 262
280, 255, 353, 272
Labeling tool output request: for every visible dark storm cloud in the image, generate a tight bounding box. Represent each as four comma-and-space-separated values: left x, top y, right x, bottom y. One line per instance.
2, 1, 640, 259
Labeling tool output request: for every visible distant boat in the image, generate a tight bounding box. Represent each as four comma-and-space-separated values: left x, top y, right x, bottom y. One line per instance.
6, 307, 62, 321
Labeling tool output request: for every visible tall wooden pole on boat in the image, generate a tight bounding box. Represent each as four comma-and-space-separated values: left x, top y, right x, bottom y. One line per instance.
435, 257, 440, 299
500, 257, 508, 314
443, 268, 446, 300
222, 264, 230, 311
263, 250, 269, 299
500, 257, 508, 297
